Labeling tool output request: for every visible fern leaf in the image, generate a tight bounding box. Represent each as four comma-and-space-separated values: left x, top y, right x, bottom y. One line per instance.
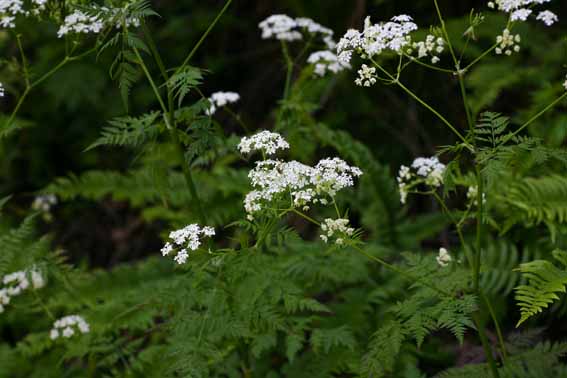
515, 250, 567, 326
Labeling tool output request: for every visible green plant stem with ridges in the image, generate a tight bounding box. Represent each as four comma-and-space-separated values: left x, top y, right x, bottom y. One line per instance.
433, 1, 501, 375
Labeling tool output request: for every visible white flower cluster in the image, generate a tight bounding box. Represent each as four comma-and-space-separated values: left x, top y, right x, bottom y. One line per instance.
0, 82, 4, 97
466, 185, 487, 206
436, 247, 452, 267
495, 28, 521, 55
238, 130, 290, 155
0, 269, 45, 313
50, 315, 90, 340
407, 35, 445, 64
320, 218, 354, 245
397, 157, 446, 204
336, 15, 418, 65
57, 10, 103, 38
206, 91, 240, 115
307, 50, 351, 77
161, 224, 215, 264
355, 64, 377, 87
241, 132, 362, 220
487, 0, 557, 26
563, 74, 567, 91
259, 14, 335, 48
32, 194, 57, 212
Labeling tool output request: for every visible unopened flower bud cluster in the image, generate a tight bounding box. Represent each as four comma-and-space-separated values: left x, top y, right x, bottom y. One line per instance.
495, 29, 521, 55
240, 131, 362, 220
487, 1, 558, 26
206, 91, 240, 116
320, 218, 355, 245
407, 35, 445, 64
466, 185, 487, 206
32, 194, 57, 213
397, 157, 446, 204
50, 315, 90, 340
437, 247, 452, 267
161, 224, 216, 264
0, 269, 45, 313
355, 64, 378, 87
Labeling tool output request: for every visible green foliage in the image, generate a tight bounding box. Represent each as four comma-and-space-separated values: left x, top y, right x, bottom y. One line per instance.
515, 249, 567, 326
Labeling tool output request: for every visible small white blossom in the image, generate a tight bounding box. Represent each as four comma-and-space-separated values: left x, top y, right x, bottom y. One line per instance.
238, 131, 290, 155
50, 315, 90, 340
397, 157, 446, 204
32, 194, 57, 213
355, 64, 377, 87
161, 224, 215, 264
320, 218, 355, 245
0, 268, 46, 312
467, 185, 487, 206
57, 10, 104, 38
437, 247, 452, 267
536, 10, 558, 26
511, 8, 532, 22
259, 14, 335, 46
563, 75, 567, 91
206, 91, 240, 115
307, 50, 351, 77
409, 35, 445, 64
495, 28, 521, 55
0, 82, 4, 97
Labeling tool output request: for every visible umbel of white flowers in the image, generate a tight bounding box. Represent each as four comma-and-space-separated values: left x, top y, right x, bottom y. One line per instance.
161, 224, 216, 264
206, 91, 240, 115
397, 157, 446, 204
0, 269, 46, 313
320, 218, 355, 245
239, 131, 362, 220
50, 315, 90, 340
487, 0, 558, 26
258, 14, 335, 49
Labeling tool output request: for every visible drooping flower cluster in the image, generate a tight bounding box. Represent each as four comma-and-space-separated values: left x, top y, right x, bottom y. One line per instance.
206, 91, 240, 115
240, 132, 362, 220
50, 315, 90, 340
32, 194, 57, 212
307, 50, 351, 77
336, 15, 418, 65
487, 0, 558, 26
161, 224, 215, 264
437, 247, 452, 267
0, 269, 45, 313
495, 29, 521, 55
407, 34, 445, 64
259, 14, 335, 48
320, 218, 355, 245
238, 130, 290, 155
397, 157, 446, 204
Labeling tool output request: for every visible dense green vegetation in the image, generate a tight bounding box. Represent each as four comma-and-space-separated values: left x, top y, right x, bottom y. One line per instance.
1, 0, 567, 377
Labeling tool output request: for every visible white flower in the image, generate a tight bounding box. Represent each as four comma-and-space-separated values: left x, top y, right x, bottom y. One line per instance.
410, 35, 445, 63
57, 10, 104, 38
50, 315, 89, 340
238, 131, 290, 155
397, 157, 446, 204
307, 50, 351, 77
563, 75, 567, 91
320, 218, 355, 245
259, 15, 335, 46
354, 64, 377, 87
511, 8, 532, 21
243, 156, 362, 219
437, 247, 452, 267
161, 224, 216, 264
206, 91, 240, 115
32, 194, 57, 213
0, 268, 45, 312
495, 29, 521, 56
0, 82, 4, 97
536, 10, 558, 26
337, 15, 418, 63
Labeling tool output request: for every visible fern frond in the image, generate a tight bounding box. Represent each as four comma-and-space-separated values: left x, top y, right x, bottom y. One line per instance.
514, 249, 567, 326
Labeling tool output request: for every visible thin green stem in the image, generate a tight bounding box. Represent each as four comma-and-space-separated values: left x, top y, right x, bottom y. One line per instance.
504, 91, 567, 143
16, 34, 30, 88
281, 40, 294, 101
31, 288, 54, 320
370, 59, 469, 146
403, 55, 455, 74
174, 0, 233, 76
224, 106, 250, 133
472, 312, 500, 378
291, 208, 320, 226
482, 291, 509, 362
462, 43, 498, 72
132, 47, 168, 115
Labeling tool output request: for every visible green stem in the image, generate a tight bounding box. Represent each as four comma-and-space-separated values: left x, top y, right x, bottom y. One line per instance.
174, 0, 233, 76
370, 59, 469, 146
472, 312, 500, 378
291, 208, 320, 226
482, 291, 509, 362
132, 47, 168, 115
281, 40, 294, 101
